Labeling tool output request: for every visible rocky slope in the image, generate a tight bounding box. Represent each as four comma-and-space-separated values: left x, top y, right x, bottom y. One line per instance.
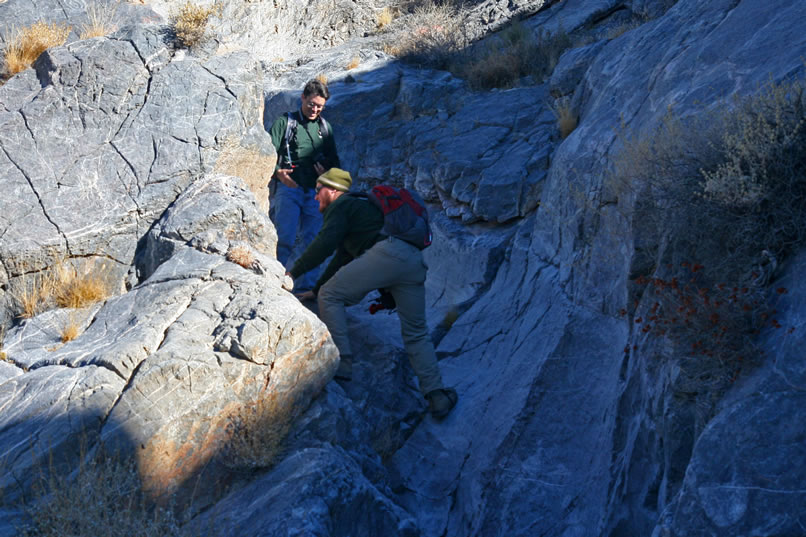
1, 0, 805, 536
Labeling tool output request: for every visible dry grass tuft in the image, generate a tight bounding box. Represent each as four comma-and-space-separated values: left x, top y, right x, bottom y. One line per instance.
226, 245, 256, 270
12, 259, 113, 319
52, 262, 111, 309
346, 56, 360, 70
59, 314, 82, 343
315, 73, 328, 86
173, 1, 221, 48
551, 97, 578, 139
3, 21, 71, 76
225, 391, 296, 469
79, 1, 120, 40
376, 7, 394, 30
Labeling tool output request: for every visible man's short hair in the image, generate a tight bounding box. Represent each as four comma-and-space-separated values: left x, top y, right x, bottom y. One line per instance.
303, 79, 330, 101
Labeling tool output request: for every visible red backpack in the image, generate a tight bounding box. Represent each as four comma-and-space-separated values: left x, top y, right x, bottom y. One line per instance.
358, 185, 433, 250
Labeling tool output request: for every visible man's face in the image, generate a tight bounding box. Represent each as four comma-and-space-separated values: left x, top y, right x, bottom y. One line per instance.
301, 93, 326, 120
315, 183, 335, 212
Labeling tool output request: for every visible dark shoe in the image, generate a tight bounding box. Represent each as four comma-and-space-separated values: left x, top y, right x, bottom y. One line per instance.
334, 354, 352, 381
426, 388, 458, 419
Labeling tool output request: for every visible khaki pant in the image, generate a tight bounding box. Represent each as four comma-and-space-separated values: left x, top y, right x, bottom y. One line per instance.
317, 237, 444, 395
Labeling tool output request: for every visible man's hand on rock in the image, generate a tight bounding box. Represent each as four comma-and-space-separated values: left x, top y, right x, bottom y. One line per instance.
275, 168, 298, 188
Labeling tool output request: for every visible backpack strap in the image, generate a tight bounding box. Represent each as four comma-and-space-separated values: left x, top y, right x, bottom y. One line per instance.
283, 111, 299, 168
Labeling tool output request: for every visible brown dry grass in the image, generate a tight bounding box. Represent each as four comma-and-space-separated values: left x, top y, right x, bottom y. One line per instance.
21, 451, 190, 537
551, 97, 578, 139
224, 390, 296, 469
3, 21, 71, 76
346, 56, 360, 70
59, 314, 82, 343
214, 135, 275, 212
382, 0, 467, 69
226, 245, 256, 270
79, 1, 120, 40
376, 7, 394, 30
173, 1, 221, 48
12, 260, 112, 319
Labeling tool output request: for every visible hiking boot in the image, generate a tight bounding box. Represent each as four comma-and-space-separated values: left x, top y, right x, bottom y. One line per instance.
334, 354, 352, 381
426, 387, 458, 420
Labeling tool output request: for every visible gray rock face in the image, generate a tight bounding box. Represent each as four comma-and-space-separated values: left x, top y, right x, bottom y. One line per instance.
2, 0, 806, 536
0, 23, 269, 327
0, 14, 336, 518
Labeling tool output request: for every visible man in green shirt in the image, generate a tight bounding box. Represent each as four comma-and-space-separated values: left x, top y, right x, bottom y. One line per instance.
269, 79, 340, 294
287, 168, 458, 420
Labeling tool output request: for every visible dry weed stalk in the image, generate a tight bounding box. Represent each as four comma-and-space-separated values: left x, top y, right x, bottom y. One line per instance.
80, 1, 120, 39
214, 135, 275, 208
4, 21, 71, 76
59, 314, 82, 343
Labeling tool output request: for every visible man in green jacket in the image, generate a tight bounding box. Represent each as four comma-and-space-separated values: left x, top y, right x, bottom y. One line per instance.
269, 79, 340, 294
287, 168, 458, 419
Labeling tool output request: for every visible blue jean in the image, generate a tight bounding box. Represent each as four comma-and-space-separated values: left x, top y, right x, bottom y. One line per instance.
271, 182, 323, 291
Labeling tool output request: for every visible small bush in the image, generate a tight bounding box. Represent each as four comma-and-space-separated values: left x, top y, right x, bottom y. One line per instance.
224, 391, 296, 470
3, 21, 71, 76
613, 77, 805, 397
451, 23, 573, 90
59, 314, 82, 343
214, 135, 275, 210
79, 1, 119, 40
382, 0, 467, 70
173, 1, 221, 48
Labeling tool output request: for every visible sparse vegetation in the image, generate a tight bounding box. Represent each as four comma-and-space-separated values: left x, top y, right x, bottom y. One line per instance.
551, 97, 578, 139
59, 314, 82, 343
172, 1, 221, 48
224, 390, 296, 469
614, 77, 806, 405
346, 56, 360, 70
214, 135, 276, 211
376, 7, 395, 30
3, 21, 71, 77
11, 259, 113, 319
225, 244, 256, 270
79, 1, 120, 40
20, 452, 191, 537
382, 0, 467, 70
449, 23, 573, 90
